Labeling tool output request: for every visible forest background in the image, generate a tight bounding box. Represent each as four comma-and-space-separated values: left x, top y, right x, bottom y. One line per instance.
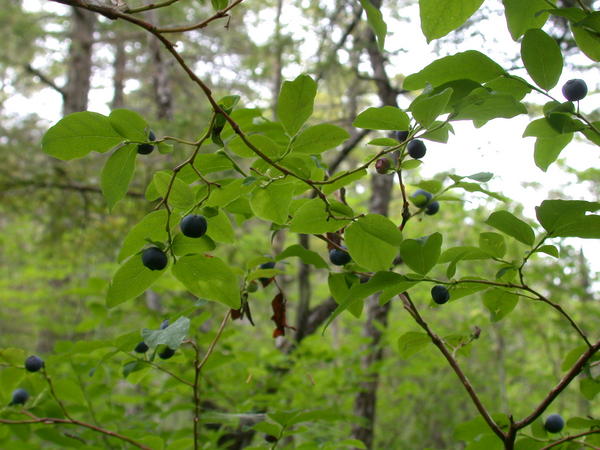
0, 0, 599, 449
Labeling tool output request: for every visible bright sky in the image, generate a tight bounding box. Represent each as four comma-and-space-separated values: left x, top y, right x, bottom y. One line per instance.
7, 0, 600, 274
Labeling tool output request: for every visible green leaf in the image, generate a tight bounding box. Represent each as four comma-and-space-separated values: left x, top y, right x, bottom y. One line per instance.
328, 273, 363, 318
521, 29, 563, 90
42, 111, 124, 160
277, 74, 317, 136
277, 245, 329, 269
352, 106, 410, 130
535, 200, 600, 238
482, 288, 519, 322
157, 141, 173, 154
206, 208, 236, 243
206, 179, 251, 208
210, 0, 228, 11
399, 233, 443, 275
227, 134, 284, 159
580, 378, 600, 400
118, 210, 168, 262
409, 88, 453, 127
142, 317, 190, 350
107, 254, 166, 308
325, 272, 419, 328
345, 214, 402, 271
535, 244, 559, 258
479, 232, 506, 258
322, 170, 368, 195
403, 51, 505, 90
572, 23, 600, 62
250, 180, 296, 224
453, 89, 527, 124
533, 134, 573, 171
368, 138, 399, 146
502, 0, 549, 40
171, 234, 215, 256
359, 0, 387, 50
153, 172, 195, 210
485, 210, 535, 246
439, 246, 490, 263
398, 332, 431, 359
292, 124, 350, 154
172, 255, 241, 308
289, 199, 352, 234
484, 76, 531, 100
100, 145, 137, 211
419, 0, 484, 42
108, 109, 148, 141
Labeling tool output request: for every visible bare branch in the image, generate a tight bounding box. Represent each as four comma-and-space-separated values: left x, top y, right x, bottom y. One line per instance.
25, 64, 66, 97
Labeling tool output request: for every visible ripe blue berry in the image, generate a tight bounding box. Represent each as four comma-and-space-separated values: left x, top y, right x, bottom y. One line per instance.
137, 130, 156, 155
134, 342, 149, 353
425, 201, 440, 215
158, 347, 175, 360
329, 248, 352, 266
411, 189, 433, 207
24, 355, 44, 372
407, 139, 426, 159
180, 214, 208, 238
10, 388, 29, 406
544, 414, 564, 433
431, 285, 450, 304
142, 247, 167, 271
561, 79, 587, 102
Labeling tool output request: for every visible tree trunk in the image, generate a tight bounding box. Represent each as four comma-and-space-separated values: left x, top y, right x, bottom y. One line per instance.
351, 4, 399, 446
294, 234, 311, 342
111, 39, 126, 109
146, 10, 173, 120
63, 7, 95, 115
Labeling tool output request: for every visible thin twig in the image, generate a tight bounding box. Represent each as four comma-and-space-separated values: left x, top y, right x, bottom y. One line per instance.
197, 311, 231, 371
0, 415, 151, 449
539, 429, 600, 449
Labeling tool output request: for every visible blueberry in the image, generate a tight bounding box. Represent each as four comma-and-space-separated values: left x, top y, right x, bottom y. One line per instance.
158, 347, 175, 360
180, 214, 208, 238
160, 319, 169, 330
24, 355, 44, 372
265, 435, 278, 443
561, 79, 587, 102
260, 261, 276, 270
431, 285, 450, 304
142, 247, 168, 271
407, 139, 427, 159
425, 201, 440, 215
329, 248, 352, 266
134, 342, 149, 353
410, 189, 432, 207
10, 388, 29, 406
137, 130, 156, 155
544, 414, 564, 433
395, 130, 409, 142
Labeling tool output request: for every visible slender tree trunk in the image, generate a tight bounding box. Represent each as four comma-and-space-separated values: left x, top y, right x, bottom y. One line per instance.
146, 10, 173, 120
271, 0, 284, 115
111, 39, 126, 109
294, 234, 311, 342
351, 3, 399, 445
63, 7, 95, 115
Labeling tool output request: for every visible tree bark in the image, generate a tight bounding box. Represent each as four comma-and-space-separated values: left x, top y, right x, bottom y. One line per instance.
111, 39, 126, 109
63, 7, 95, 115
146, 10, 173, 120
351, 5, 399, 446
294, 234, 312, 342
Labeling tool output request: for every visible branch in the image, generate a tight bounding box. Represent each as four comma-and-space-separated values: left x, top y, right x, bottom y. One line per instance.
0, 415, 151, 449
540, 429, 600, 449
197, 310, 231, 371
327, 129, 371, 174
514, 338, 600, 430
400, 292, 506, 441
156, 0, 246, 33
1, 179, 144, 198
25, 64, 65, 97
